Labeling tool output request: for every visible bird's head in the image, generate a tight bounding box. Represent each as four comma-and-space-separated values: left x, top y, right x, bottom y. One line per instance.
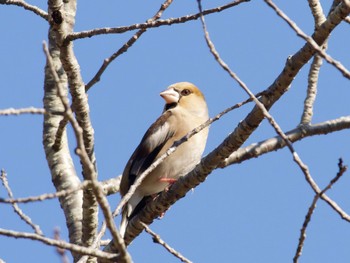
160, 82, 208, 117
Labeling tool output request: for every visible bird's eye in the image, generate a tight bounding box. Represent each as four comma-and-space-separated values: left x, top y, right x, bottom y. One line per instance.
181, 89, 191, 96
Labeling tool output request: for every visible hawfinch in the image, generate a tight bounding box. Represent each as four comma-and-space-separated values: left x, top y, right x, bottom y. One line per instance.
119, 82, 209, 236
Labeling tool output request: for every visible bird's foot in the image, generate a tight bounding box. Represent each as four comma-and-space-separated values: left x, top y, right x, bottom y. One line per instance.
159, 178, 177, 184
160, 178, 177, 192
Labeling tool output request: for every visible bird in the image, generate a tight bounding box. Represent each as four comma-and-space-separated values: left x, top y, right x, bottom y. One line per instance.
119, 82, 209, 237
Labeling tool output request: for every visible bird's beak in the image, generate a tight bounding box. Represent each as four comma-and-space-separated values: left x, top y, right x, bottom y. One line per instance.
160, 88, 179, 104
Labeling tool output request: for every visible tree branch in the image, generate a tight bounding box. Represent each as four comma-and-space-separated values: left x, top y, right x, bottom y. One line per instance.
43, 41, 131, 263
65, 0, 250, 42
0, 0, 48, 20
0, 228, 117, 261
265, 0, 350, 79
221, 116, 350, 167
54, 228, 70, 263
0, 107, 46, 116
48, 0, 99, 248
43, 8, 83, 260
85, 0, 175, 91
300, 54, 323, 124
301, 0, 344, 125
307, 0, 326, 26
141, 222, 192, 263
0, 170, 43, 235
293, 159, 348, 263
0, 176, 121, 205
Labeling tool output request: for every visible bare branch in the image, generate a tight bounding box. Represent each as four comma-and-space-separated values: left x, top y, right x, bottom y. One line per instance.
262, 0, 350, 222
197, 1, 317, 219
0, 170, 43, 235
0, 228, 117, 261
78, 222, 108, 263
54, 228, 70, 263
0, 180, 90, 204
65, 0, 250, 42
293, 151, 350, 222
43, 41, 131, 262
43, 14, 83, 257
48, 0, 100, 248
302, 0, 338, 125
198, 0, 350, 230
0, 0, 48, 20
0, 176, 121, 205
293, 159, 348, 263
85, 0, 174, 91
141, 222, 192, 263
101, 176, 121, 196
300, 54, 323, 124
221, 116, 350, 167
264, 0, 350, 79
301, 0, 349, 125
0, 107, 46, 116
307, 0, 326, 26
197, 0, 296, 153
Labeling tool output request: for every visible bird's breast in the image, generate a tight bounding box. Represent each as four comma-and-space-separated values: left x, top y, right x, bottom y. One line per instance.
140, 126, 208, 196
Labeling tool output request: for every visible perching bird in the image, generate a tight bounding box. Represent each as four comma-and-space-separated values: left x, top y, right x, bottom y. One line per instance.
119, 82, 209, 236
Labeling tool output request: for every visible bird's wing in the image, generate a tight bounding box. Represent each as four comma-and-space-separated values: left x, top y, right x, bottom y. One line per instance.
120, 110, 175, 196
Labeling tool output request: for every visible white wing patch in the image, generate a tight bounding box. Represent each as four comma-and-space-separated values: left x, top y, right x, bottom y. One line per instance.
146, 121, 171, 150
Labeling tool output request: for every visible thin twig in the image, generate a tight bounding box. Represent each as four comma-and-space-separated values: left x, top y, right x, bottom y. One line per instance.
0, 180, 91, 204
77, 222, 108, 263
221, 116, 350, 167
85, 0, 173, 91
293, 159, 348, 263
0, 177, 120, 204
99, 240, 111, 247
264, 0, 350, 79
65, 0, 250, 42
0, 170, 43, 235
292, 151, 350, 222
141, 222, 192, 263
0, 228, 117, 261
0, 107, 46, 116
54, 228, 70, 263
0, 0, 48, 20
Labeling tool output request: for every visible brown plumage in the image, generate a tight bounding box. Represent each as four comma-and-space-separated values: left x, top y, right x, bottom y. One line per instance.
120, 82, 209, 236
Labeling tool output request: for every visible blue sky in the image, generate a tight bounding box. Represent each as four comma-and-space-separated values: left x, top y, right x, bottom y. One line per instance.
1, 0, 350, 262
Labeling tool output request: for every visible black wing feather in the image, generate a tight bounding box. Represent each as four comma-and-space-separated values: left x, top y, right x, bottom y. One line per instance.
126, 111, 174, 189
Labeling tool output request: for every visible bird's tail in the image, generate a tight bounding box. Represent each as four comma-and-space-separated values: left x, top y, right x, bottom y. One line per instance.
120, 205, 130, 238
119, 192, 144, 237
